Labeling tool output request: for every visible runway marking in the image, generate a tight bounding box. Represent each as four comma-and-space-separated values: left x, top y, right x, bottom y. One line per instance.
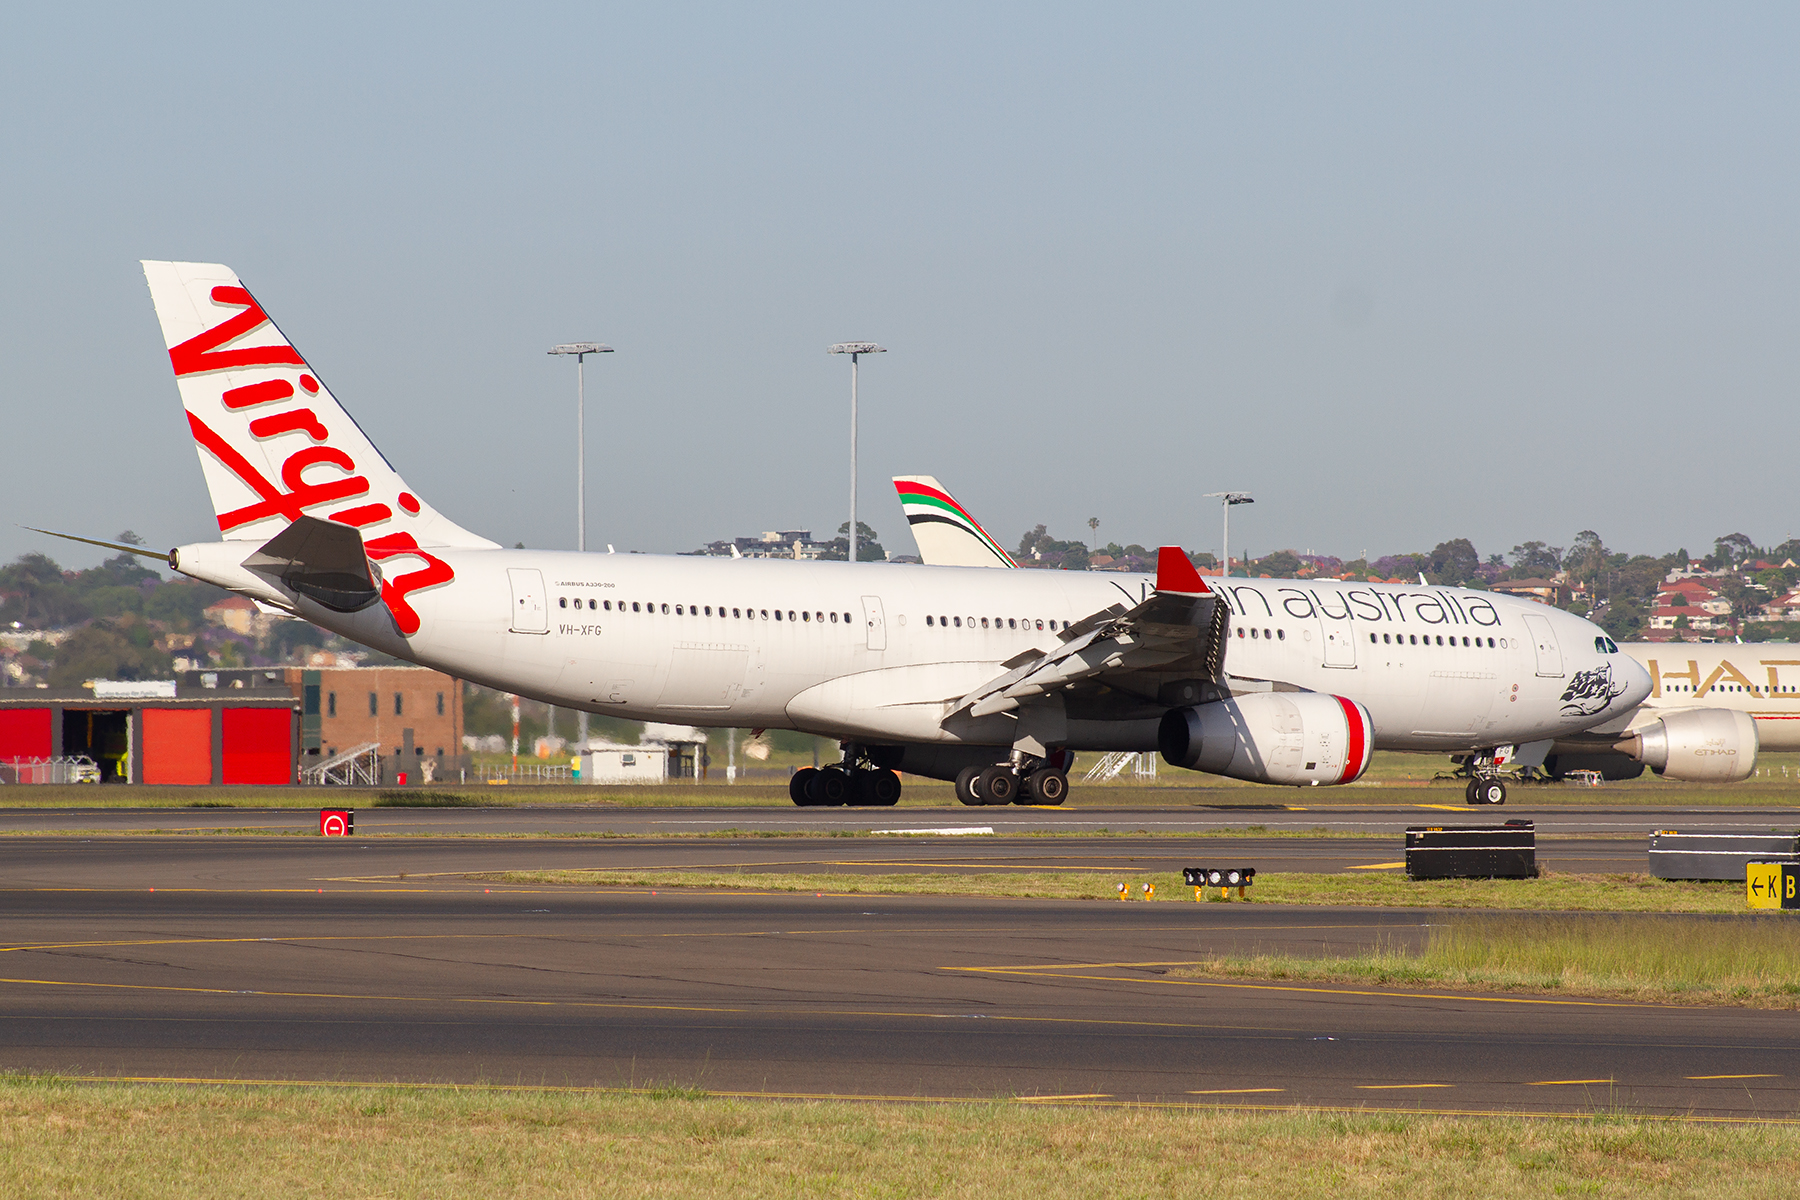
1347, 862, 1405, 870
1687, 1074, 1780, 1080
1356, 1084, 1453, 1090
1017, 1093, 1111, 1101
38, 1075, 1800, 1124
1526, 1079, 1614, 1086
1415, 805, 1471, 811
948, 962, 1679, 1009
1187, 1088, 1285, 1095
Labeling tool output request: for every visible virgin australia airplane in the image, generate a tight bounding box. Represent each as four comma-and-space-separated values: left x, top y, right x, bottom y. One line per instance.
62, 262, 1652, 808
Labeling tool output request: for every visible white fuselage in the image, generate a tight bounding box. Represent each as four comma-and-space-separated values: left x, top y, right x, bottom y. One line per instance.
222, 548, 1647, 755
1623, 642, 1800, 751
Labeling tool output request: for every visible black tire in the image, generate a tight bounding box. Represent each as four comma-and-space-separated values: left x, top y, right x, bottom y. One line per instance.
980, 766, 1016, 805
1479, 779, 1507, 805
791, 767, 819, 806
955, 766, 985, 806
867, 769, 902, 806
813, 769, 849, 806
1029, 770, 1068, 805
1464, 777, 1480, 805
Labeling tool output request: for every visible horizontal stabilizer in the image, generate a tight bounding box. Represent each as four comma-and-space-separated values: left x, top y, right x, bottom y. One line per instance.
243, 516, 382, 612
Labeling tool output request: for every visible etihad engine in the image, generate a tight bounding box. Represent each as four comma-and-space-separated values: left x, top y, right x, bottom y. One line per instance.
1158, 692, 1374, 786
1619, 708, 1758, 783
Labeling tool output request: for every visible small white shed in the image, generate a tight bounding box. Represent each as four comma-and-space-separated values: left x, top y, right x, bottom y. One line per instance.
581, 746, 670, 784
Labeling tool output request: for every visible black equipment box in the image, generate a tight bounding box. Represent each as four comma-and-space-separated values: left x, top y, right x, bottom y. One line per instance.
1648, 830, 1800, 882
1405, 822, 1536, 880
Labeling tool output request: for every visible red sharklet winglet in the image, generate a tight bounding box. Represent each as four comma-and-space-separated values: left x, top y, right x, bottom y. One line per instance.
1155, 546, 1210, 595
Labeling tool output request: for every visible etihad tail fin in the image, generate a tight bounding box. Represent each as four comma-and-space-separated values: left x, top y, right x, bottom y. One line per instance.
892, 476, 1017, 568
140, 261, 497, 553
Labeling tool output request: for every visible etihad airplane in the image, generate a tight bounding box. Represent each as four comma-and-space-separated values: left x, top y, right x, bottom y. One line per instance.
49, 262, 1653, 809
894, 476, 1761, 788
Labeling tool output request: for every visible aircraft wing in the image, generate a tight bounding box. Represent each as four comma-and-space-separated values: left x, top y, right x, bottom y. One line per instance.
950, 547, 1226, 718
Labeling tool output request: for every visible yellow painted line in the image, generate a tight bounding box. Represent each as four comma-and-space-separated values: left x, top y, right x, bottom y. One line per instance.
1357, 1084, 1453, 1090
1688, 1074, 1780, 1080
1526, 1079, 1614, 1086
45, 1076, 1800, 1125
1416, 804, 1470, 811
1187, 1088, 1285, 1095
1018, 1093, 1111, 1101
1347, 862, 1405, 870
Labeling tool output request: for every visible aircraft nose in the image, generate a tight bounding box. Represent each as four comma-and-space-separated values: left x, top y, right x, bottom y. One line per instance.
1618, 652, 1652, 708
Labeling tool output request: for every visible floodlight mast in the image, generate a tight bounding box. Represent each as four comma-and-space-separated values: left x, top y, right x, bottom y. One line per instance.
548, 343, 613, 554
549, 342, 612, 752
827, 342, 886, 563
1202, 491, 1254, 577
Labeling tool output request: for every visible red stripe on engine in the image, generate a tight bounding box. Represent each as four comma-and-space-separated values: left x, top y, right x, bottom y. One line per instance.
1334, 695, 1368, 784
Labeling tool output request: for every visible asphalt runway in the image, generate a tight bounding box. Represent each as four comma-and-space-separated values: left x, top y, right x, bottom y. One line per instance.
2, 800, 1797, 838
1, 837, 1796, 1117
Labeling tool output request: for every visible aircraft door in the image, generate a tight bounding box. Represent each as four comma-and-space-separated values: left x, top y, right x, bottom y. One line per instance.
507, 568, 549, 634
1522, 613, 1563, 678
860, 596, 887, 651
1312, 587, 1357, 668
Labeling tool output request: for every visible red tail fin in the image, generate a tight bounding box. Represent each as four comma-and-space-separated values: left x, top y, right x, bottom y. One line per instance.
1155, 546, 1210, 594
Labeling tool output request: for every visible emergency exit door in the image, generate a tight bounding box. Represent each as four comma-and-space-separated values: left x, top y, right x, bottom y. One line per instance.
1522, 613, 1563, 678
860, 596, 887, 651
508, 568, 548, 634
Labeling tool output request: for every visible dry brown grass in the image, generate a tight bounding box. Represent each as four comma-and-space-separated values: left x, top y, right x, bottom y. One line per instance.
3, 1077, 1800, 1198
476, 867, 1756, 913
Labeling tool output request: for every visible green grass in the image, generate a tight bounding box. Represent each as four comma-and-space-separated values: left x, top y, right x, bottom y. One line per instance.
1174, 913, 1800, 1008
474, 866, 1765, 914
3, 1077, 1800, 1198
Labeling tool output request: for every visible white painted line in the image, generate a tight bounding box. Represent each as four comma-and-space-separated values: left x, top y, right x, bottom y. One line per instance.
870, 827, 996, 836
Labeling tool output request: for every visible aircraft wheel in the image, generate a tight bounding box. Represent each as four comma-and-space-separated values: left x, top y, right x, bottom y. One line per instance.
1463, 777, 1480, 805
979, 766, 1017, 805
791, 767, 819, 806
1476, 778, 1507, 805
867, 769, 902, 806
806, 768, 849, 806
1028, 769, 1068, 805
955, 766, 985, 806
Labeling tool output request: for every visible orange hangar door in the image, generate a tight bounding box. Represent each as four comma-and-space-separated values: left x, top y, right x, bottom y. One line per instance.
142, 708, 213, 785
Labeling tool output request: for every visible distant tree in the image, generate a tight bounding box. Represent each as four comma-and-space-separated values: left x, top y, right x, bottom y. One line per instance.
0, 553, 89, 627
1185, 550, 1218, 569
1017, 525, 1052, 559
819, 521, 885, 562
1427, 539, 1479, 586
143, 578, 228, 631
1508, 541, 1563, 578
1713, 532, 1755, 567
266, 619, 328, 662
1597, 597, 1644, 640
1257, 550, 1302, 578
46, 620, 172, 687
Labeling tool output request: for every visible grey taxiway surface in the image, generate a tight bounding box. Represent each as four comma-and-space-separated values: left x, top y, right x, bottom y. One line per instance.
1, 808, 1797, 1117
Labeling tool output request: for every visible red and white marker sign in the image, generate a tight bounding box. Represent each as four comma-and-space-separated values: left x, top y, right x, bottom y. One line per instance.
319, 809, 354, 837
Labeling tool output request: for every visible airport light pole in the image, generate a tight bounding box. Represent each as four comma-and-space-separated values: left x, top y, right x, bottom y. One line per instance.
1203, 492, 1253, 577
828, 342, 886, 563
549, 342, 611, 750
548, 342, 613, 554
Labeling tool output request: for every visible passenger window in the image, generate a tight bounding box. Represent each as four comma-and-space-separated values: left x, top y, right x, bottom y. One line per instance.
675, 605, 683, 615
1410, 634, 1418, 645
830, 612, 838, 623
661, 603, 669, 614
1264, 628, 1271, 639
1436, 635, 1443, 645
1488, 637, 1496, 647
954, 617, 962, 627
1250, 628, 1258, 639
1237, 628, 1245, 639
1277, 629, 1285, 640
981, 618, 989, 628
775, 610, 783, 621
558, 597, 567, 609
588, 599, 596, 610
803, 611, 811, 621
631, 602, 640, 612
1369, 633, 1377, 643
1007, 619, 1015, 630
761, 609, 769, 619
926, 615, 934, 626
846, 613, 853, 624
1036, 619, 1044, 630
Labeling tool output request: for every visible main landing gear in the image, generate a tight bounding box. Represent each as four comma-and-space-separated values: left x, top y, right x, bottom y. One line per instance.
789, 745, 903, 807
953, 759, 1069, 807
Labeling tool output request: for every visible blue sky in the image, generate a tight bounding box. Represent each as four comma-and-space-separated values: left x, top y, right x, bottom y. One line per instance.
3, 3, 1797, 571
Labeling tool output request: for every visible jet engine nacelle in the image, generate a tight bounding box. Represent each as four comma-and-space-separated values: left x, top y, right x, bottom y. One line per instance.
1620, 708, 1758, 783
1158, 692, 1374, 786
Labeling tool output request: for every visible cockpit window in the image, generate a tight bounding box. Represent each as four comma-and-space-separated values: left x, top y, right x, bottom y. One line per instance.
1595, 636, 1620, 654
